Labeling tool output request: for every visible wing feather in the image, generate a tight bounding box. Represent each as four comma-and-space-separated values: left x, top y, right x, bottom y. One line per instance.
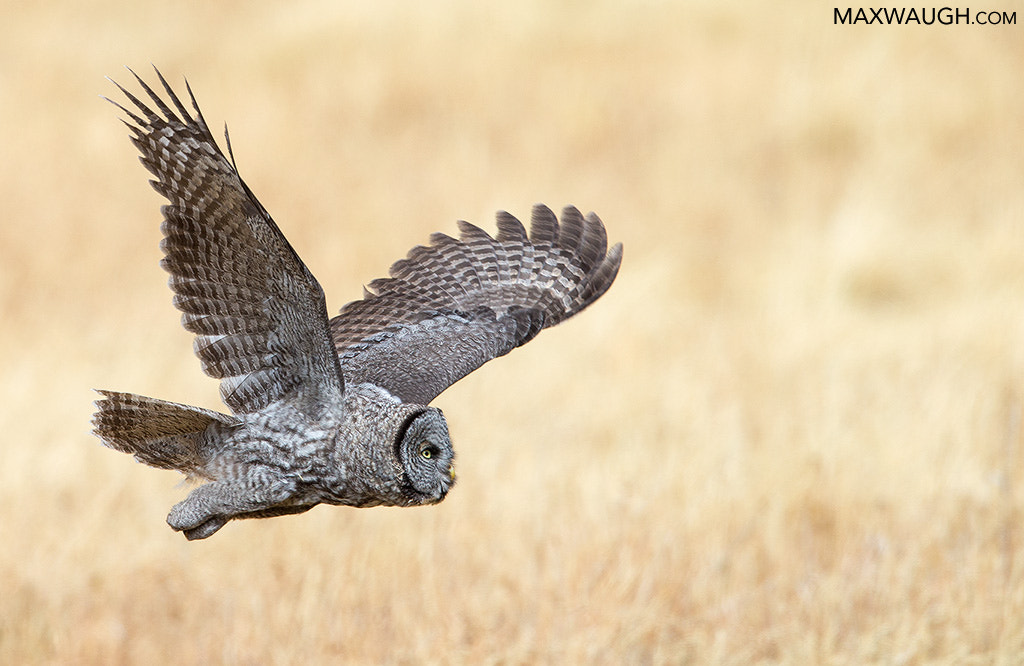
330, 204, 622, 405
108, 67, 344, 415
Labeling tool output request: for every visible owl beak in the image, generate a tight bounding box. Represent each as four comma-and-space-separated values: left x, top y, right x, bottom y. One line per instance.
448, 463, 456, 481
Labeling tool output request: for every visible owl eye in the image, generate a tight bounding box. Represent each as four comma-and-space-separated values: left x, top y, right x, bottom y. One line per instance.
420, 444, 439, 459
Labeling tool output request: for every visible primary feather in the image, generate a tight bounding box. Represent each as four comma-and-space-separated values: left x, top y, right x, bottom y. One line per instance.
330, 204, 622, 404
106, 67, 344, 416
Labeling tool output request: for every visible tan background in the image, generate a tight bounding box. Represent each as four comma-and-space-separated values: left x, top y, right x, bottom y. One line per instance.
2, 1, 1023, 662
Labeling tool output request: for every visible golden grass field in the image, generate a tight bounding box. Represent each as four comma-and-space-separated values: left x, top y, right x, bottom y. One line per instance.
2, 1, 1023, 663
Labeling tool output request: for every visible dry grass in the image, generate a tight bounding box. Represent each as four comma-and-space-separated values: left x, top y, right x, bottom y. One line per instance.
2, 1, 1024, 663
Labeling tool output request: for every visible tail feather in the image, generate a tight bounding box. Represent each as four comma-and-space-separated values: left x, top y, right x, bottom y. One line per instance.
91, 390, 236, 474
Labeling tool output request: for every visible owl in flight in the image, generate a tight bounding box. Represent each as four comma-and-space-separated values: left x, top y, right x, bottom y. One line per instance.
92, 68, 622, 540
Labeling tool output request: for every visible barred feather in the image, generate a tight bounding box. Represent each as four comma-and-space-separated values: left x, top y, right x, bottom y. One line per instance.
106, 67, 344, 415
330, 204, 622, 404
91, 390, 237, 474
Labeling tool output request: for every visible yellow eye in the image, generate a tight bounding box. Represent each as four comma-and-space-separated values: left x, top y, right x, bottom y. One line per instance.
420, 445, 435, 459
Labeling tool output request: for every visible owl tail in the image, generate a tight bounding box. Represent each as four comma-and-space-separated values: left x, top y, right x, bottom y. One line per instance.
91, 390, 236, 475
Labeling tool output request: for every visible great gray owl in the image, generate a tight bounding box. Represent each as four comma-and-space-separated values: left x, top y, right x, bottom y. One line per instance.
92, 67, 622, 540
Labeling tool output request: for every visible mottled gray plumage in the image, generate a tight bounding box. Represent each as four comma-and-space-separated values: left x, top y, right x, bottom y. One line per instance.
92, 67, 622, 540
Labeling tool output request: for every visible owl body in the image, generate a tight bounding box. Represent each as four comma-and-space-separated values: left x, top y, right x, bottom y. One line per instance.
151, 382, 453, 538
93, 68, 620, 539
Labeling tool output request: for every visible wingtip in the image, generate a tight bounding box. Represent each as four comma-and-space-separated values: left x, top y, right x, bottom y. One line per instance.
605, 241, 624, 280
531, 202, 556, 217
494, 209, 528, 242
123, 64, 145, 86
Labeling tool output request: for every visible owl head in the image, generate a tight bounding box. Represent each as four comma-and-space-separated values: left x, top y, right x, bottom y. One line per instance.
394, 407, 455, 504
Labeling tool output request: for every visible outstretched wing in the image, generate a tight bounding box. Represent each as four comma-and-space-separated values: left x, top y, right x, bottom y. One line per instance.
107, 68, 344, 415
330, 204, 622, 405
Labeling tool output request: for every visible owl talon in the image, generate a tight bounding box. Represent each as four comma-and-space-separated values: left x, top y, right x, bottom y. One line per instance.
168, 496, 222, 534
182, 516, 229, 540
168, 504, 228, 540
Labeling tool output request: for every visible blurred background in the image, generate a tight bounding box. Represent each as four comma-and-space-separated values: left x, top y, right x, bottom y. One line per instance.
2, 1, 1023, 662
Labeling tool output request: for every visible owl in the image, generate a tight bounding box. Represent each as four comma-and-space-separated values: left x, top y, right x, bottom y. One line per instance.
92, 68, 622, 540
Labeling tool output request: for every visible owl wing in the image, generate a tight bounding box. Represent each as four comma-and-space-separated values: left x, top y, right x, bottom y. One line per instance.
108, 68, 344, 415
329, 205, 622, 405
